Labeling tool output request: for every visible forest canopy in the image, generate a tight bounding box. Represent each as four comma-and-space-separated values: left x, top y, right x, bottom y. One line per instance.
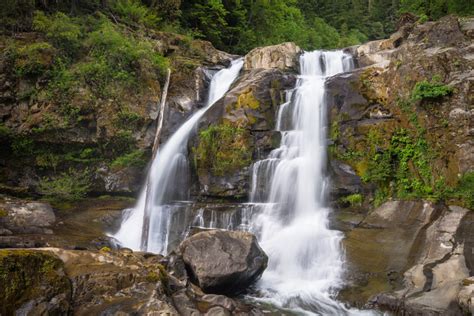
1, 0, 473, 54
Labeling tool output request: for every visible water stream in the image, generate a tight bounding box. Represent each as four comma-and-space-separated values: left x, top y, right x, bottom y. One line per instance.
247, 51, 375, 315
112, 58, 244, 253
112, 50, 376, 315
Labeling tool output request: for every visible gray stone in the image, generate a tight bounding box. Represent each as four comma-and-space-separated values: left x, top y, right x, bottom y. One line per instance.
244, 42, 301, 71
179, 230, 268, 294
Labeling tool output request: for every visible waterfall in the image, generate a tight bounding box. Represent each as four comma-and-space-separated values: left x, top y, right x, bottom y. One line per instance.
249, 51, 370, 315
112, 58, 244, 253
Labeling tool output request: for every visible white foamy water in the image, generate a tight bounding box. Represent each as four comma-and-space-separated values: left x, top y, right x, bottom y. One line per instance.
111, 58, 243, 253
248, 51, 374, 315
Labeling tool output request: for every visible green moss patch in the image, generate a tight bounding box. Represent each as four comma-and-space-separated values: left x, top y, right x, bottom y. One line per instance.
0, 250, 71, 315
194, 123, 253, 177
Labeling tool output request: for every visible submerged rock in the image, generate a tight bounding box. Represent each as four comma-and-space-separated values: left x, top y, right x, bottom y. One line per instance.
179, 229, 268, 294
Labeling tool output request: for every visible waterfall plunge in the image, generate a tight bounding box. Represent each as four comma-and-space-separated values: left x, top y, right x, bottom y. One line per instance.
249, 51, 372, 315
112, 58, 244, 253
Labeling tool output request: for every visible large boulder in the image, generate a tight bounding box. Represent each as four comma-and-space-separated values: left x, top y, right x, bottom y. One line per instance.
179, 229, 268, 294
0, 197, 55, 235
244, 42, 301, 71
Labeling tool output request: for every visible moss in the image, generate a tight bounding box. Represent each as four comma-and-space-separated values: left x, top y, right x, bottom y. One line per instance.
0, 250, 71, 315
99, 246, 111, 252
236, 89, 260, 110
194, 123, 253, 177
0, 209, 7, 217
146, 271, 160, 283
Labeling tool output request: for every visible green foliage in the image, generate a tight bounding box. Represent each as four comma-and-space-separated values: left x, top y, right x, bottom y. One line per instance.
36, 153, 61, 171
111, 0, 160, 27
11, 136, 34, 156
7, 42, 56, 77
79, 18, 168, 95
0, 124, 11, 138
39, 168, 91, 200
110, 150, 147, 169
46, 58, 78, 112
412, 76, 453, 101
195, 123, 252, 176
340, 194, 363, 207
0, 0, 35, 32
446, 173, 474, 208
116, 109, 142, 127
32, 11, 82, 56
399, 0, 474, 20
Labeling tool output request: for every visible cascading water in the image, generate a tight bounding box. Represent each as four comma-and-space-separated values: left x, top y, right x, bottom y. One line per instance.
248, 51, 371, 315
112, 58, 243, 253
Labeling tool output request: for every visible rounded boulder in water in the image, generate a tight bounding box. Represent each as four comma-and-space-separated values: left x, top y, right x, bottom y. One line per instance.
178, 229, 268, 295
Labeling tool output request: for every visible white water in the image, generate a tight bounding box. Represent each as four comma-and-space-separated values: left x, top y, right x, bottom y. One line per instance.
112, 58, 244, 252
248, 51, 371, 315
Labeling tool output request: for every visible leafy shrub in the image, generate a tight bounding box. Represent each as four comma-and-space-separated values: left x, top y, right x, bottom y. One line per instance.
111, 0, 160, 27
11, 137, 34, 156
340, 194, 363, 207
39, 168, 91, 200
32, 11, 82, 56
46, 58, 77, 104
412, 76, 453, 101
80, 18, 168, 94
9, 42, 56, 77
110, 150, 146, 169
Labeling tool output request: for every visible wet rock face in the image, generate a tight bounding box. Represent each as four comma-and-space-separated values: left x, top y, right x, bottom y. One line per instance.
179, 230, 268, 294
244, 42, 302, 71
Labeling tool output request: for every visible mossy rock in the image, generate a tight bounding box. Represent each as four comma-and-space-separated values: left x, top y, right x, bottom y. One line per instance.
0, 250, 72, 315
194, 123, 253, 177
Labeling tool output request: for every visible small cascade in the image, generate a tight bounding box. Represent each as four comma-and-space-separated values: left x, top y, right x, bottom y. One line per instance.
112, 58, 244, 253
248, 51, 371, 315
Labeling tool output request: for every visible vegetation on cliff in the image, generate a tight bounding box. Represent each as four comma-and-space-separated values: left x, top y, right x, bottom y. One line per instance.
2, 0, 473, 55
194, 123, 252, 177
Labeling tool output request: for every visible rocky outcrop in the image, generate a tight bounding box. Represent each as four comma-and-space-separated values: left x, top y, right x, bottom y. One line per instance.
339, 200, 473, 315
179, 229, 267, 294
327, 15, 473, 202
244, 42, 301, 71
0, 247, 263, 315
191, 64, 296, 199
